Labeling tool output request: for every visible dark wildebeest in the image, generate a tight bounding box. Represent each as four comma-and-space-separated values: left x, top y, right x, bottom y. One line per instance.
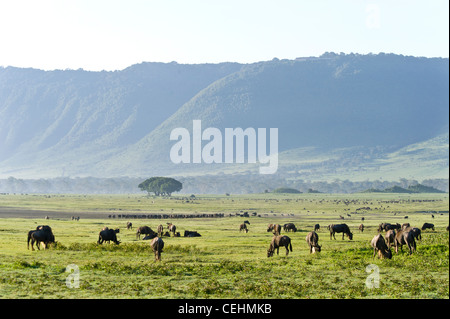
370, 234, 392, 259
150, 237, 164, 261
421, 223, 435, 231
167, 223, 177, 236
267, 224, 282, 236
27, 225, 55, 251
314, 224, 320, 232
239, 223, 248, 233
359, 224, 364, 232
385, 229, 396, 247
267, 235, 292, 257
409, 227, 422, 241
305, 231, 321, 254
394, 229, 416, 255
283, 223, 297, 232
98, 228, 120, 245
184, 230, 201, 237
329, 224, 353, 240
378, 223, 401, 232
126, 222, 132, 230
136, 226, 156, 240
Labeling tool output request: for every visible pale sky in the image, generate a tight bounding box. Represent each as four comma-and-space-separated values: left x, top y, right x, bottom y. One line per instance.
0, 0, 448, 71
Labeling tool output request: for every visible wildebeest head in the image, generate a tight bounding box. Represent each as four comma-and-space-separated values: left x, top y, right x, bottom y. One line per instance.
348, 232, 353, 240
312, 244, 322, 253
267, 247, 274, 257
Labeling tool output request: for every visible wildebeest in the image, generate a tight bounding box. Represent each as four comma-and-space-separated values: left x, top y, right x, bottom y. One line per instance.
157, 224, 164, 236
126, 222, 132, 230
267, 224, 282, 236
150, 237, 164, 261
359, 224, 364, 232
167, 223, 177, 236
329, 224, 353, 240
378, 223, 401, 232
314, 224, 320, 232
267, 235, 292, 257
370, 234, 392, 259
408, 227, 422, 241
136, 226, 156, 240
27, 225, 55, 251
239, 223, 248, 233
385, 229, 396, 247
421, 223, 435, 231
98, 228, 120, 245
402, 223, 410, 230
184, 230, 201, 237
305, 231, 321, 253
394, 229, 416, 255
283, 223, 297, 232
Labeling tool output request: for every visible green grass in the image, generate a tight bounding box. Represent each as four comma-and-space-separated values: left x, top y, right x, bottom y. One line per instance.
0, 193, 448, 298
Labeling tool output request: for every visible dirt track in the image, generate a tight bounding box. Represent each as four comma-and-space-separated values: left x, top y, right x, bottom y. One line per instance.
0, 207, 109, 219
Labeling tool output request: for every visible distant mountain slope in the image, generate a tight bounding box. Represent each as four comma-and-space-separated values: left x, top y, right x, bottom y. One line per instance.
0, 53, 448, 180
0, 62, 242, 161
98, 53, 449, 177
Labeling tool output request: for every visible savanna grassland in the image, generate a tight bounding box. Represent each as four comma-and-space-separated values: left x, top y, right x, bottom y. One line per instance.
0, 193, 448, 299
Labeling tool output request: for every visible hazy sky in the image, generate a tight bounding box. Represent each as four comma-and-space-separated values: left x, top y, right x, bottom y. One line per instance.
0, 0, 448, 71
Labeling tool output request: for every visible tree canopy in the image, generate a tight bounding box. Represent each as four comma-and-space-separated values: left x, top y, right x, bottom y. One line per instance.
138, 177, 182, 196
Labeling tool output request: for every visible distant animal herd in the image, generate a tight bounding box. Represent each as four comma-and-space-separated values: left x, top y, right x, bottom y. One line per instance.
27, 218, 448, 261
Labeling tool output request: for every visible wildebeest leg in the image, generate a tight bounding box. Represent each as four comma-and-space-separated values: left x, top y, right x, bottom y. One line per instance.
342, 233, 345, 240
285, 245, 289, 256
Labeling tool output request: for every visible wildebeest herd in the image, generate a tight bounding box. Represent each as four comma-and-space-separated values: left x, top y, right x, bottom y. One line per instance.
264, 221, 444, 259
27, 217, 446, 262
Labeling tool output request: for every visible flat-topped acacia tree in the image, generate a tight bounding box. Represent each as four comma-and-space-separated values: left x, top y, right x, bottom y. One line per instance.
138, 177, 183, 196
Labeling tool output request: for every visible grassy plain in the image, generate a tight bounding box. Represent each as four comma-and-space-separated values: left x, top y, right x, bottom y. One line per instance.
0, 193, 448, 299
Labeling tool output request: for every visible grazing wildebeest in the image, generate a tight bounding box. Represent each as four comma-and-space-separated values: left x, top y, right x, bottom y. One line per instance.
370, 234, 392, 259
150, 237, 164, 261
283, 223, 297, 232
359, 224, 364, 232
157, 224, 164, 236
136, 226, 156, 240
184, 230, 201, 237
27, 225, 55, 251
267, 224, 281, 236
378, 223, 401, 232
267, 235, 292, 257
239, 223, 248, 233
314, 224, 320, 232
98, 228, 120, 245
394, 229, 416, 255
167, 223, 177, 236
126, 222, 133, 230
329, 224, 353, 240
421, 223, 435, 231
305, 231, 321, 253
409, 227, 422, 241
385, 229, 396, 247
